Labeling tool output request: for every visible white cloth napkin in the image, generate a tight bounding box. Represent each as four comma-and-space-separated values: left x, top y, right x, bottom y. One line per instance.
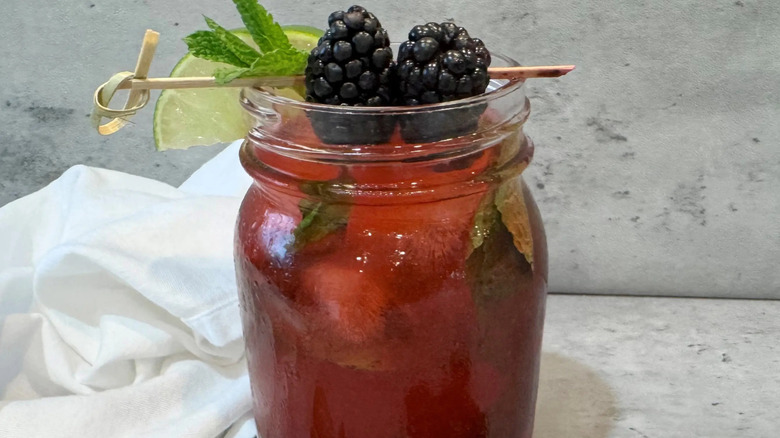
0, 141, 259, 437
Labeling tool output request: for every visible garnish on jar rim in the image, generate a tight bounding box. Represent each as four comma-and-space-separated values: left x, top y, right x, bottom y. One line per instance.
91, 1, 573, 143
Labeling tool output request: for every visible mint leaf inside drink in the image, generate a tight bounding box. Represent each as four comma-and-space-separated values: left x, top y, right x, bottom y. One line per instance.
292, 199, 350, 251
290, 179, 353, 251
466, 208, 533, 308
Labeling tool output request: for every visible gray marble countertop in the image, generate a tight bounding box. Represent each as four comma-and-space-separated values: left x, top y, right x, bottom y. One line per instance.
535, 294, 778, 438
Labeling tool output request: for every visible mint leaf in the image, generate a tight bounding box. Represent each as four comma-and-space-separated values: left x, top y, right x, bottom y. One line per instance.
466, 210, 533, 308
248, 48, 308, 75
214, 66, 251, 84
291, 178, 354, 251
184, 31, 248, 67
495, 179, 534, 266
203, 16, 261, 66
292, 199, 349, 251
469, 189, 498, 255
467, 181, 536, 309
212, 48, 307, 84
232, 0, 290, 53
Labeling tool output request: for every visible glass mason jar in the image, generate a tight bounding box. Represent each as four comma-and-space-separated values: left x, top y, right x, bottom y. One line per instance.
234, 53, 548, 438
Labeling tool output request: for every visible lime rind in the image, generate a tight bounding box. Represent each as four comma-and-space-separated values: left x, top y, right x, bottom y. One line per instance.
281, 25, 324, 51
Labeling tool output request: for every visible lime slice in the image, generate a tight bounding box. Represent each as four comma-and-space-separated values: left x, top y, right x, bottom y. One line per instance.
154, 27, 322, 151
282, 25, 326, 50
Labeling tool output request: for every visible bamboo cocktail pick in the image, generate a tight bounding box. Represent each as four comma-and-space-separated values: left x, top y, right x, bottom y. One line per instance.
92, 30, 575, 135
92, 30, 159, 135
112, 65, 575, 91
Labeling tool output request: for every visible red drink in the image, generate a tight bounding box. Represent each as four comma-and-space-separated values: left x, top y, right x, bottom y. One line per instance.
235, 72, 547, 437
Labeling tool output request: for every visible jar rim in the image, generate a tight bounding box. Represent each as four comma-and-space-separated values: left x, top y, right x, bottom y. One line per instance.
240, 51, 524, 116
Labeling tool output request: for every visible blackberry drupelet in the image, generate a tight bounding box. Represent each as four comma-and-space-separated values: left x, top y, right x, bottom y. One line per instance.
305, 5, 395, 107
396, 22, 492, 142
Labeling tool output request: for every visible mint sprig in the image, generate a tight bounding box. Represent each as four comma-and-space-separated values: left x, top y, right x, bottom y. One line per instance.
184, 0, 308, 84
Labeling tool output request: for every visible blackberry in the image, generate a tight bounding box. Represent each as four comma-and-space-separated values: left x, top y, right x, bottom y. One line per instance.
306, 6, 394, 106
396, 23, 492, 142
305, 5, 396, 144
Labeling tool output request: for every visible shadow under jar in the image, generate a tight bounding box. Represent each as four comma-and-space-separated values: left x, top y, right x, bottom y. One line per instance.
234, 52, 548, 438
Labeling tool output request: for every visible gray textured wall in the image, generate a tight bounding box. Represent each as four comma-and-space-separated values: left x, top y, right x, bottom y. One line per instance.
1, 0, 778, 298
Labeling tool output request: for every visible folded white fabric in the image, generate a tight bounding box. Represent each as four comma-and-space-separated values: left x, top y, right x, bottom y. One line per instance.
0, 141, 258, 437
